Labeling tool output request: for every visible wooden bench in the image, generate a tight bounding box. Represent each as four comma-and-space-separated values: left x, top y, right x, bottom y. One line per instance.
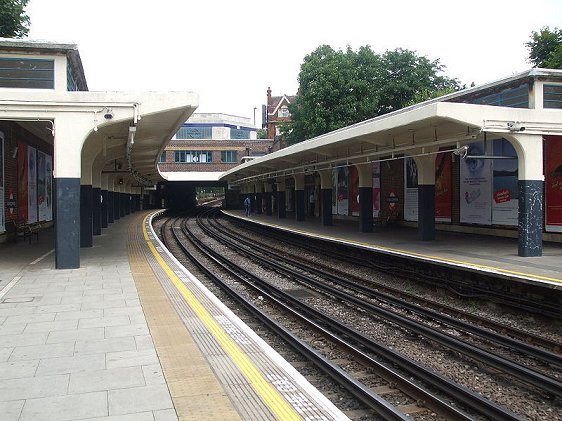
14, 220, 42, 244
374, 209, 399, 226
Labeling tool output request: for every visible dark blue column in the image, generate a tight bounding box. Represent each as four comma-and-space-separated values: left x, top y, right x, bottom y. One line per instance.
277, 191, 286, 219
265, 192, 272, 216
359, 186, 373, 233
80, 184, 93, 248
92, 187, 101, 236
55, 178, 80, 269
133, 194, 138, 212
101, 190, 108, 228
321, 188, 332, 226
125, 194, 131, 215
113, 192, 120, 220
518, 180, 543, 257
107, 191, 114, 223
295, 189, 305, 221
120, 193, 126, 217
418, 184, 435, 241
255, 193, 263, 215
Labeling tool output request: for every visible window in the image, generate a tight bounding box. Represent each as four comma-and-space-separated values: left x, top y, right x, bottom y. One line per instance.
544, 84, 562, 109
67, 63, 78, 91
174, 150, 212, 163
278, 105, 290, 118
158, 152, 166, 163
472, 84, 529, 108
221, 150, 237, 163
230, 128, 250, 140
0, 58, 55, 89
176, 126, 212, 139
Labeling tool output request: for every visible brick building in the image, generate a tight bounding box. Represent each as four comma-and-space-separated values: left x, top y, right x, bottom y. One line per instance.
264, 87, 297, 151
158, 113, 274, 176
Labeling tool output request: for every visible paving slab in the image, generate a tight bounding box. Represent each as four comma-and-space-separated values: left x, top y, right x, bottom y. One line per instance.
36, 353, 106, 376
19, 391, 107, 421
108, 384, 174, 416
68, 366, 145, 394
0, 373, 68, 401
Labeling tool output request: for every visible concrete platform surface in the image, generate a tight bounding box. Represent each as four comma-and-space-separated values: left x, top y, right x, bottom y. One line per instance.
0, 213, 350, 421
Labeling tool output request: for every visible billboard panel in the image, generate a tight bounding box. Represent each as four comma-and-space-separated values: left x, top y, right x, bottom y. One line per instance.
460, 141, 493, 225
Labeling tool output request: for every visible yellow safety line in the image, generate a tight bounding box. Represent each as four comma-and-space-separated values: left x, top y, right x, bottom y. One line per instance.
237, 215, 562, 285
142, 216, 302, 421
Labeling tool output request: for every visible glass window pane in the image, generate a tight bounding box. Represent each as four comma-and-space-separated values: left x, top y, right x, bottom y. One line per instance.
0, 58, 54, 89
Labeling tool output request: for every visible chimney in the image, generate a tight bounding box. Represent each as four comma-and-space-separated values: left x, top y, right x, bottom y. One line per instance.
267, 87, 272, 104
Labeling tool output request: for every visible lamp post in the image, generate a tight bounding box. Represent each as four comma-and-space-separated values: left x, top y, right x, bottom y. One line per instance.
253, 107, 257, 126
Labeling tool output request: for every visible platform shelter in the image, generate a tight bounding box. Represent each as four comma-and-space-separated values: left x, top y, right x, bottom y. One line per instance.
222, 69, 562, 257
0, 38, 198, 268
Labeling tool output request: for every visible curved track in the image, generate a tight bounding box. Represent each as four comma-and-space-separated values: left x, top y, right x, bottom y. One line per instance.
154, 207, 562, 421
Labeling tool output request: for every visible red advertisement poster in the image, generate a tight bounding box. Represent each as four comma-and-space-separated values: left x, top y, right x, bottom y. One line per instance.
350, 166, 359, 216
435, 150, 452, 222
545, 135, 562, 232
372, 162, 381, 217
17, 141, 28, 221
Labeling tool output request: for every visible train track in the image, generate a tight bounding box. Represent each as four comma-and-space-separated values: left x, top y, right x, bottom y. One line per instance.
212, 213, 562, 363
154, 208, 562, 420
197, 210, 562, 397
224, 212, 562, 319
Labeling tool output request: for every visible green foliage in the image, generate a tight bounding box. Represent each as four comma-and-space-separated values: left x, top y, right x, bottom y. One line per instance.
283, 45, 460, 144
0, 0, 30, 38
257, 128, 268, 139
526, 27, 562, 68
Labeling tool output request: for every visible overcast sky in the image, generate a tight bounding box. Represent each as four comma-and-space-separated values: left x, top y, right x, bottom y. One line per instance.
27, 0, 562, 127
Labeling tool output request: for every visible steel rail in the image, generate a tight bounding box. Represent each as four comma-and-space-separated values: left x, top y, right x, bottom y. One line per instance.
202, 210, 562, 398
190, 210, 524, 420
213, 215, 562, 367
226, 213, 561, 318
166, 215, 412, 421
231, 217, 562, 352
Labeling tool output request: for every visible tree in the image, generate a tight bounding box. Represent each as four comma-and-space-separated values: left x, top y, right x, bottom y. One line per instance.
526, 27, 562, 69
283, 45, 459, 144
257, 128, 268, 139
0, 0, 30, 38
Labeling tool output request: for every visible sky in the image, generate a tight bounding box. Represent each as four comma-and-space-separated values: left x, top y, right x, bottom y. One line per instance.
26, 0, 562, 127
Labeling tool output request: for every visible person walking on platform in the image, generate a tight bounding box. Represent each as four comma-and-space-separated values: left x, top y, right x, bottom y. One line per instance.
244, 196, 251, 217
309, 192, 316, 217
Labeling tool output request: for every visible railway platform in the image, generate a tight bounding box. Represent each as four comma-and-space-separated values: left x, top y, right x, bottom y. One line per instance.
0, 211, 349, 421
222, 210, 562, 290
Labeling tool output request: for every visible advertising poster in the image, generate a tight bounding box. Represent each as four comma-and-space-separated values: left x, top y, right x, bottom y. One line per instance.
336, 166, 349, 216
0, 131, 4, 233
27, 146, 37, 224
492, 139, 518, 226
37, 151, 47, 221
17, 141, 28, 222
45, 154, 53, 221
350, 166, 359, 216
404, 157, 418, 221
331, 169, 337, 214
460, 141, 493, 225
545, 135, 562, 232
372, 161, 381, 218
435, 151, 452, 222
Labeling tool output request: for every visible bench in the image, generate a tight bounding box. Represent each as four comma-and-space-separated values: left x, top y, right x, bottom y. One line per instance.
14, 220, 42, 244
374, 209, 399, 226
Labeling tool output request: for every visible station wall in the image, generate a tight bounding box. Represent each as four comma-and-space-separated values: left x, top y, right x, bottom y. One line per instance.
0, 122, 53, 241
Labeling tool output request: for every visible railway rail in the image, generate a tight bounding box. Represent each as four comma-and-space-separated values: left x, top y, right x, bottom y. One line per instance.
153, 208, 562, 420
225, 213, 562, 319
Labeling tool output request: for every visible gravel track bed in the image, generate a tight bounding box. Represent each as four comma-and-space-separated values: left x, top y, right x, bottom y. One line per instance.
224, 218, 562, 345
156, 214, 562, 420
157, 217, 384, 420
